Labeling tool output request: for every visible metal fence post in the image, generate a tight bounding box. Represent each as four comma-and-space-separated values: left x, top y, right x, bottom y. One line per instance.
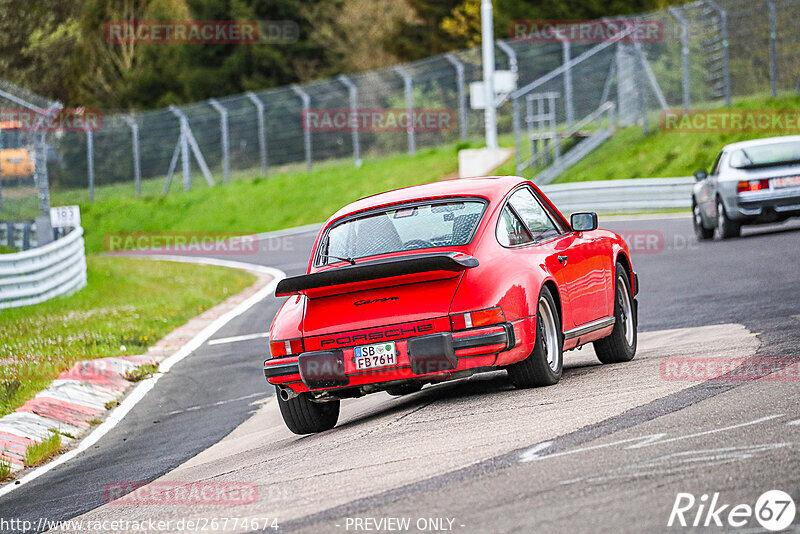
512, 96, 522, 174
169, 105, 214, 189
209, 99, 231, 184
86, 129, 95, 201
706, 1, 731, 106
560, 38, 575, 125
766, 0, 778, 97
337, 75, 361, 167
669, 7, 691, 111
124, 115, 141, 196
393, 66, 416, 155
246, 92, 268, 176
169, 106, 192, 191
444, 54, 468, 140
291, 85, 313, 171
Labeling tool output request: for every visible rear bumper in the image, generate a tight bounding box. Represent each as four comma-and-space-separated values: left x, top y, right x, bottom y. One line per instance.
729, 188, 800, 221
264, 323, 517, 392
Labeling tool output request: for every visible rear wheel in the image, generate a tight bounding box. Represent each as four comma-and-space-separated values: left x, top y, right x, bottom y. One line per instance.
508, 285, 563, 388
276, 388, 340, 434
716, 198, 741, 239
693, 201, 714, 240
593, 265, 637, 364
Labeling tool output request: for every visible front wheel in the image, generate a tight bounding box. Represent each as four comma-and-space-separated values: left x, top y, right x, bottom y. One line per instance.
276, 388, 340, 434
716, 199, 741, 239
508, 285, 563, 388
693, 201, 714, 240
593, 265, 637, 364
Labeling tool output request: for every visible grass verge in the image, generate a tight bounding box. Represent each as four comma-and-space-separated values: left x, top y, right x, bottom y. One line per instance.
124, 363, 159, 383
64, 144, 463, 254
0, 256, 255, 417
492, 93, 800, 182
0, 456, 11, 480
24, 430, 62, 467
555, 93, 800, 183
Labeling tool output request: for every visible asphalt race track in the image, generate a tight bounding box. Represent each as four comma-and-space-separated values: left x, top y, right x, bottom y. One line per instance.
2, 215, 799, 533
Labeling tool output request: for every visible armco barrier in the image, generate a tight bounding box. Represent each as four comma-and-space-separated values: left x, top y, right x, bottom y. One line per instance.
0, 227, 87, 309
541, 177, 694, 214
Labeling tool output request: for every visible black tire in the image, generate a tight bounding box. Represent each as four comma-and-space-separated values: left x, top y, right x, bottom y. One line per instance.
276, 388, 340, 435
594, 265, 637, 364
507, 285, 563, 388
386, 383, 424, 396
693, 200, 714, 240
716, 198, 741, 239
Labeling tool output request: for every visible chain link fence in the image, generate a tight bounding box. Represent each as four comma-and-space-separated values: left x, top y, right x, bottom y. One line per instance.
0, 79, 59, 237
4, 0, 800, 208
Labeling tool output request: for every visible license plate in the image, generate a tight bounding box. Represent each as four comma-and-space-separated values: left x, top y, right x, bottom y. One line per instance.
353, 342, 397, 371
773, 176, 800, 188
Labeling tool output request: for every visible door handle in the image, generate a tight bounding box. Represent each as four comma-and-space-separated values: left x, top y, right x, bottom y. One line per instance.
558, 255, 568, 264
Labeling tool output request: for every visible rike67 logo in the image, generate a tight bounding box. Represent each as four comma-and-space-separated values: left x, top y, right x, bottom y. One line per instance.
669, 490, 796, 531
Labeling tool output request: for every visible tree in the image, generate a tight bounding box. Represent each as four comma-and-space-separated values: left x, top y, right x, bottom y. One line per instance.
0, 0, 81, 104
393, 0, 688, 60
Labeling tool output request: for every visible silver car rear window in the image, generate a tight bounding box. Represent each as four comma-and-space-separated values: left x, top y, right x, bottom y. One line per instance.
729, 140, 800, 169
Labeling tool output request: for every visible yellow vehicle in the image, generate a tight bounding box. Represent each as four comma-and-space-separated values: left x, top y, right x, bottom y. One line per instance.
0, 120, 34, 183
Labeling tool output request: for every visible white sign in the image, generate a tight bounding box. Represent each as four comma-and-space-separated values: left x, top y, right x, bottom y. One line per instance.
50, 205, 81, 228
469, 71, 518, 109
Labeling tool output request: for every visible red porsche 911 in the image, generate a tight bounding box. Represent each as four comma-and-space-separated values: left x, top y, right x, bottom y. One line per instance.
264, 176, 638, 434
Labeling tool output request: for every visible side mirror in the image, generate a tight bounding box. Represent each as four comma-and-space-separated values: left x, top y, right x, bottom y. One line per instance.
694, 169, 708, 182
571, 212, 598, 232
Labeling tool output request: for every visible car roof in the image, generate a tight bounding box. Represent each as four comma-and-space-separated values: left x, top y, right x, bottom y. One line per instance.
723, 135, 800, 152
326, 176, 527, 222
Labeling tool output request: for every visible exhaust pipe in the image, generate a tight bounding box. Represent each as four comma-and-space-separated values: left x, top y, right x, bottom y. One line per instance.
278, 386, 298, 401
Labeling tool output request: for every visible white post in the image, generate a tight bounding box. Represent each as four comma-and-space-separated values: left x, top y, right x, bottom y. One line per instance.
124, 115, 141, 195
481, 0, 498, 149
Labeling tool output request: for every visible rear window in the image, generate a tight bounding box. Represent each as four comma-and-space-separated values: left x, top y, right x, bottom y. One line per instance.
729, 140, 800, 169
317, 199, 486, 265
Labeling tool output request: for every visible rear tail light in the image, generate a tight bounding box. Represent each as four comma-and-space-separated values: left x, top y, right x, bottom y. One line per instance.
269, 338, 304, 358
737, 179, 770, 193
450, 307, 505, 330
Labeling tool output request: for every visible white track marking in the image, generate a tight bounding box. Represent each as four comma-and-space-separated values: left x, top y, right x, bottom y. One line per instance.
786, 419, 800, 426
208, 332, 269, 346
519, 441, 553, 463
560, 443, 793, 486
599, 213, 690, 222
162, 392, 268, 417
520, 414, 784, 462
0, 259, 285, 499
249, 223, 322, 241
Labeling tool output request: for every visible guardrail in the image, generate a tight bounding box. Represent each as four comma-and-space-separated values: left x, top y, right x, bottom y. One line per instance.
0, 227, 87, 309
541, 177, 694, 214
1, 221, 38, 251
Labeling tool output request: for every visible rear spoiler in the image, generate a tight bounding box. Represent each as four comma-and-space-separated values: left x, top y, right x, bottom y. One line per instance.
275, 252, 479, 297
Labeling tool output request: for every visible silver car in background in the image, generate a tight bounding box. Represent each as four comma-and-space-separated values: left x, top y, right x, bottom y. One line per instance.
692, 136, 800, 239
